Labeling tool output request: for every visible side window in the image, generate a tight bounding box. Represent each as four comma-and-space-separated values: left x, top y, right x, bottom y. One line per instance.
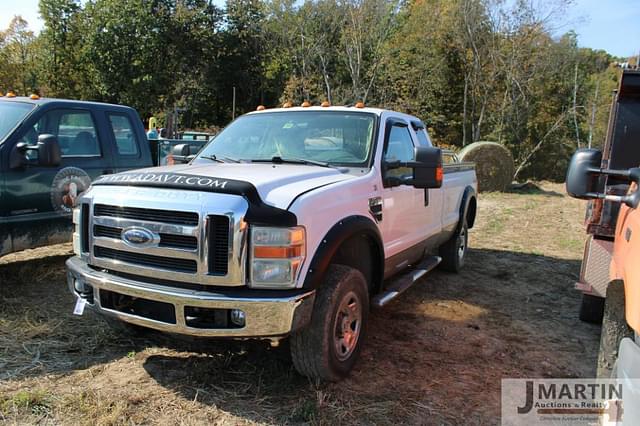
415, 129, 431, 146
108, 113, 140, 156
20, 109, 101, 157
384, 124, 415, 179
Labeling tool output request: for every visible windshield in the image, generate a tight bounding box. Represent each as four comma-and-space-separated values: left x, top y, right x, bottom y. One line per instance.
0, 102, 35, 143
196, 111, 376, 166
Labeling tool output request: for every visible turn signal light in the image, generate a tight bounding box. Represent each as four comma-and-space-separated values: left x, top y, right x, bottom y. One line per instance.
254, 245, 304, 258
436, 166, 443, 185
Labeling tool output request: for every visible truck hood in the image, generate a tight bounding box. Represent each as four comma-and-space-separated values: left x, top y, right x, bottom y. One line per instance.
127, 162, 355, 210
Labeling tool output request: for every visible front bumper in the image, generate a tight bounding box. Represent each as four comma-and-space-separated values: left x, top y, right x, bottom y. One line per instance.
66, 256, 315, 338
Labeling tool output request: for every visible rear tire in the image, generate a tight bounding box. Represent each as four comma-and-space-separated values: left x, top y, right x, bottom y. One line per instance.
290, 264, 369, 381
579, 293, 605, 324
439, 220, 468, 272
597, 281, 633, 378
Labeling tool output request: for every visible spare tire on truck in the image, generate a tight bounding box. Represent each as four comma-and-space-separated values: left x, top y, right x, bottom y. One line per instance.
458, 141, 514, 192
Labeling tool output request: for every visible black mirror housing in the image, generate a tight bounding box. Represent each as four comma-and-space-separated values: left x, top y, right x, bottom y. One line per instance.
566, 148, 602, 199
9, 133, 61, 168
171, 143, 193, 164
37, 134, 62, 167
410, 146, 443, 189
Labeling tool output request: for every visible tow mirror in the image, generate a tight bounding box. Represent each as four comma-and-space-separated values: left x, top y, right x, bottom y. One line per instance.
9, 134, 61, 169
171, 143, 194, 164
566, 148, 640, 209
409, 146, 443, 189
566, 149, 603, 199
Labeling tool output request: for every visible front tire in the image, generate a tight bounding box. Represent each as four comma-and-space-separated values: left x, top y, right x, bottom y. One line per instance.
439, 220, 468, 272
290, 264, 369, 381
597, 281, 633, 378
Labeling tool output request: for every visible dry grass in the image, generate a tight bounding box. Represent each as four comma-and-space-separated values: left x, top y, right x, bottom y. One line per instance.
0, 182, 600, 425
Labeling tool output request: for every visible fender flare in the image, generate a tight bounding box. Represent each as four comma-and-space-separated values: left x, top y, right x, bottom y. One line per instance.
302, 215, 384, 292
458, 186, 477, 231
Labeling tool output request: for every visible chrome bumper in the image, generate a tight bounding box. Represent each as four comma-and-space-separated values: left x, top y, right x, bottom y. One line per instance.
66, 256, 315, 338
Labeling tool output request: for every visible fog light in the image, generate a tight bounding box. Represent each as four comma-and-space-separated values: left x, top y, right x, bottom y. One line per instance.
74, 278, 85, 293
230, 309, 245, 327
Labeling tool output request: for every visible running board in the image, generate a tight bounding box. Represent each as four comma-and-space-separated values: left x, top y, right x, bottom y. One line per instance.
372, 256, 441, 308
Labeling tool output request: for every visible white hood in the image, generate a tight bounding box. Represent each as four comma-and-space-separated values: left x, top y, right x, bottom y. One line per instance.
129, 162, 355, 210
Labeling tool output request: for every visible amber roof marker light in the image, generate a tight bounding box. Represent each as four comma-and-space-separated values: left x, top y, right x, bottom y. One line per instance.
6, 91, 16, 98
30, 93, 40, 100
301, 101, 311, 107
282, 101, 293, 108
256, 105, 266, 111
355, 102, 365, 108
321, 101, 331, 107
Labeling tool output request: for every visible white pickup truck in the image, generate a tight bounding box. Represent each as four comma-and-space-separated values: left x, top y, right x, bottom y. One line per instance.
66, 105, 477, 380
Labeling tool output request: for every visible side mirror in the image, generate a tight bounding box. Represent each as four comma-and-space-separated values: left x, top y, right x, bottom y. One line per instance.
9, 134, 61, 169
409, 146, 443, 189
171, 143, 194, 164
565, 148, 602, 199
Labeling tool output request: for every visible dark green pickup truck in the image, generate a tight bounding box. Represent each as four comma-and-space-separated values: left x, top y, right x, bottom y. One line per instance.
0, 96, 206, 257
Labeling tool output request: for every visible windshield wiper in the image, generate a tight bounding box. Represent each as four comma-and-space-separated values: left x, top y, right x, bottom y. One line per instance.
200, 154, 240, 163
250, 156, 333, 168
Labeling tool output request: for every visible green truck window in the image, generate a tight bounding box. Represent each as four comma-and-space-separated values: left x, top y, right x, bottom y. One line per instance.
108, 114, 140, 156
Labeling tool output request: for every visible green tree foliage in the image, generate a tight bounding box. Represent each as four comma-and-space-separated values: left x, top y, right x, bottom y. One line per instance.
0, 0, 627, 181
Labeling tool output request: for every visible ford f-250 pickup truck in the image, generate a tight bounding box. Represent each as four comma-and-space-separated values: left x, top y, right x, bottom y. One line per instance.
66, 104, 477, 380
0, 94, 206, 257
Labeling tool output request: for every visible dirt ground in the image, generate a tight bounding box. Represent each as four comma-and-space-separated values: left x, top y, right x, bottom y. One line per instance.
0, 182, 600, 425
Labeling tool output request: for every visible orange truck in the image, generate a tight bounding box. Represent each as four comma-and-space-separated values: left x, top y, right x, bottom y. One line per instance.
571, 70, 640, 326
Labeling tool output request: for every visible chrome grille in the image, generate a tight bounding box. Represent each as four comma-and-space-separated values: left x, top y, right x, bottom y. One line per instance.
95, 246, 198, 273
94, 204, 199, 226
83, 187, 248, 287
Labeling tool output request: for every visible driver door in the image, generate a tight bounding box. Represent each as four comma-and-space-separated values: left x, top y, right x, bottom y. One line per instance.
380, 118, 426, 272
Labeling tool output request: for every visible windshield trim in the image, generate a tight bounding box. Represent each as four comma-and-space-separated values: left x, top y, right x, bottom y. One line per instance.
195, 110, 379, 169
0, 101, 37, 145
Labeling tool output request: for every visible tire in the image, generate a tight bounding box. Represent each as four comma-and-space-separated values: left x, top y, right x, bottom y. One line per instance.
439, 220, 468, 272
597, 281, 633, 378
579, 293, 605, 324
290, 264, 369, 381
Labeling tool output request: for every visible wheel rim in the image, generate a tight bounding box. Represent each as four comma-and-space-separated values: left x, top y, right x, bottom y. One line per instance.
333, 290, 362, 361
457, 227, 467, 260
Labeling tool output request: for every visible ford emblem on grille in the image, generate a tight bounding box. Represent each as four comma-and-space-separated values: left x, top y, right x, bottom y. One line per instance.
122, 227, 157, 247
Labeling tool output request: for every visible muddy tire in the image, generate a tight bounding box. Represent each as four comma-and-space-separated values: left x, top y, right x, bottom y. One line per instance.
597, 281, 633, 378
439, 220, 468, 272
290, 264, 369, 381
579, 293, 605, 324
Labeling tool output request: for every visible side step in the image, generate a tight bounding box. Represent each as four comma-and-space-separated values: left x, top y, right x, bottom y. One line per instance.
372, 256, 441, 308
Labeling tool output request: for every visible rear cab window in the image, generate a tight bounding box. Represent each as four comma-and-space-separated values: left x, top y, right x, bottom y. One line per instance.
108, 113, 140, 157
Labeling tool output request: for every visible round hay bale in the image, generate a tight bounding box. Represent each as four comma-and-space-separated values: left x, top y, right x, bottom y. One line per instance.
458, 141, 514, 192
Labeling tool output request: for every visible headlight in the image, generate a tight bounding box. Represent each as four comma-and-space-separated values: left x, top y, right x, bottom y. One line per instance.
249, 226, 305, 288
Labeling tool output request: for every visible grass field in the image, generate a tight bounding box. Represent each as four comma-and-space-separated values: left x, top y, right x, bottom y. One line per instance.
0, 182, 600, 425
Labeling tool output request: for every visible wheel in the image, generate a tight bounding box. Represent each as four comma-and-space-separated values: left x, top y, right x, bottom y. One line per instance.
290, 264, 369, 381
579, 293, 605, 324
439, 220, 468, 272
597, 281, 633, 378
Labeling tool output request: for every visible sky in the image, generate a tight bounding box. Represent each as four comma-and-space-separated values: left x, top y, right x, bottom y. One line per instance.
0, 0, 638, 58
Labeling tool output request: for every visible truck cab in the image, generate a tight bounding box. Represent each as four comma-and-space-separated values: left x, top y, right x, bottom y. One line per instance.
0, 96, 153, 256
66, 105, 477, 380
